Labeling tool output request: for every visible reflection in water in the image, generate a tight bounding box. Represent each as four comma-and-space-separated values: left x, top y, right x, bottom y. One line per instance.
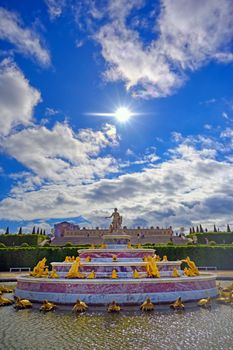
0, 303, 233, 350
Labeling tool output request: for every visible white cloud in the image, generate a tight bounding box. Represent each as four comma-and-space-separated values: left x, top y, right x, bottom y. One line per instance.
94, 0, 233, 98
204, 124, 212, 130
0, 59, 41, 136
45, 107, 60, 116
2, 122, 119, 182
20, 221, 52, 235
0, 7, 50, 65
45, 0, 66, 20
220, 127, 233, 139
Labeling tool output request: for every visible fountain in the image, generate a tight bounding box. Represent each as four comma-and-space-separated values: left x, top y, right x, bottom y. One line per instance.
15, 209, 218, 304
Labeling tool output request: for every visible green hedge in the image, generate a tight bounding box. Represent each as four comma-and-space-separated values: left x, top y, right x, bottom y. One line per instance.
0, 234, 47, 246
142, 244, 233, 270
193, 232, 233, 244
0, 245, 233, 271
0, 246, 87, 271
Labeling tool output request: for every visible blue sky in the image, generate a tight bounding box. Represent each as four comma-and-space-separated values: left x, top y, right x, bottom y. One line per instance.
0, 0, 233, 234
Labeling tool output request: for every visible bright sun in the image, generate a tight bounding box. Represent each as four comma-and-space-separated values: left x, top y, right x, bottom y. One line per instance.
114, 107, 132, 122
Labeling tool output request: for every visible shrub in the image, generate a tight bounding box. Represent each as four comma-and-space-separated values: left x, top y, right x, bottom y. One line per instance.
187, 241, 194, 245
21, 243, 29, 247
65, 242, 74, 247
195, 232, 233, 244
0, 243, 6, 248
0, 234, 47, 246
43, 242, 50, 247
209, 241, 216, 246
167, 242, 174, 246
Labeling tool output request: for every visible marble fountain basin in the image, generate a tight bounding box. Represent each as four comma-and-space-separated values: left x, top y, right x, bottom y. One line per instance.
50, 260, 182, 278
15, 273, 218, 305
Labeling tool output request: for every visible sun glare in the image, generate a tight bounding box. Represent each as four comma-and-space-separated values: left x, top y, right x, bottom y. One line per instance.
114, 107, 132, 122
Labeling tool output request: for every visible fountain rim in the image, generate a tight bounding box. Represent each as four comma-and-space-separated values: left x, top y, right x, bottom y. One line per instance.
77, 248, 155, 253
51, 261, 182, 267
16, 273, 217, 284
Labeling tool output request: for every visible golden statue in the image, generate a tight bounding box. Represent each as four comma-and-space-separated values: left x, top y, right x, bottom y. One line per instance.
87, 270, 96, 279
216, 292, 233, 304
162, 255, 168, 262
85, 256, 91, 262
0, 285, 13, 293
182, 257, 199, 276
49, 270, 59, 279
112, 255, 118, 262
0, 292, 13, 306
127, 243, 132, 249
133, 269, 140, 278
155, 255, 161, 262
171, 267, 180, 278
72, 299, 88, 313
197, 297, 211, 308
222, 282, 233, 293
30, 258, 48, 278
40, 300, 56, 312
183, 267, 196, 277
111, 269, 118, 279
146, 256, 160, 278
105, 208, 122, 232
101, 243, 107, 249
140, 298, 155, 311
14, 297, 32, 309
170, 297, 185, 310
66, 261, 85, 279
107, 301, 121, 313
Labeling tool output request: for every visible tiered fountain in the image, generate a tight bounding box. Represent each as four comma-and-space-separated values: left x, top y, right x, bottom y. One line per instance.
15, 209, 218, 304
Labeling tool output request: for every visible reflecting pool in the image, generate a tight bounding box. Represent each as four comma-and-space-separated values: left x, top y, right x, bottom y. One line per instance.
1, 300, 233, 350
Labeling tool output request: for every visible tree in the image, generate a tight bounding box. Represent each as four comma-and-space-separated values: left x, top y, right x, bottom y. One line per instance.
227, 224, 231, 233
32, 226, 36, 234
43, 229, 46, 235
196, 226, 199, 233
18, 227, 22, 235
37, 227, 40, 235
192, 227, 195, 233
213, 225, 217, 232
199, 224, 204, 233
189, 227, 192, 234
40, 229, 43, 235
5, 227, 9, 234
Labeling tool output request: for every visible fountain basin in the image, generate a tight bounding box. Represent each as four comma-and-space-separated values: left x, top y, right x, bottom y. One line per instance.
51, 261, 182, 278
78, 248, 155, 260
15, 273, 218, 304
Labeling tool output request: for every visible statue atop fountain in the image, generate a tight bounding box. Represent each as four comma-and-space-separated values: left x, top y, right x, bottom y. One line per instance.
105, 208, 122, 233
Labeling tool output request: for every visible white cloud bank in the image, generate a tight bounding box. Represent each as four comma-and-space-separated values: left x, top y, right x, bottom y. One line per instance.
0, 7, 50, 66
1, 122, 119, 183
0, 59, 41, 136
1, 129, 233, 230
94, 0, 233, 98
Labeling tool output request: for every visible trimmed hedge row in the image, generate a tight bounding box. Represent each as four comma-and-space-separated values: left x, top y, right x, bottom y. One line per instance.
191, 232, 233, 244
0, 234, 47, 246
144, 244, 233, 269
0, 244, 233, 271
0, 246, 82, 271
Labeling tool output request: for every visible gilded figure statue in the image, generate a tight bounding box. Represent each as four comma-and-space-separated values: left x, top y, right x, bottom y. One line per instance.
105, 208, 122, 232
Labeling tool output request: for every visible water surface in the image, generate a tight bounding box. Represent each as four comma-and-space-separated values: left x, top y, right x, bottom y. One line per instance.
1, 301, 233, 350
